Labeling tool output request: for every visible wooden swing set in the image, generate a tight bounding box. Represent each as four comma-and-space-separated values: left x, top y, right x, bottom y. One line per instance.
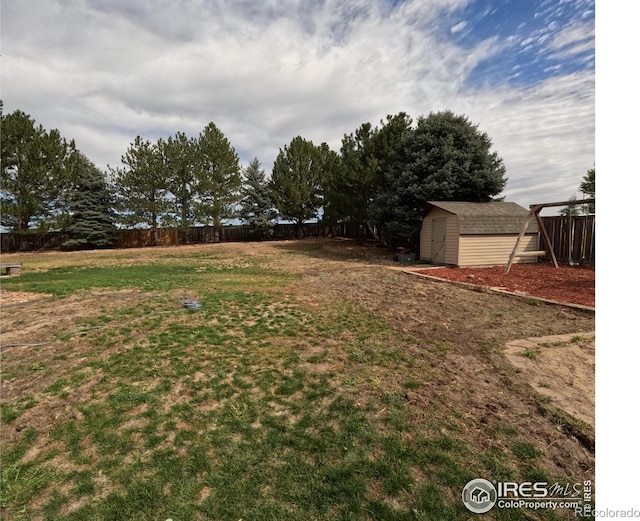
505, 198, 595, 274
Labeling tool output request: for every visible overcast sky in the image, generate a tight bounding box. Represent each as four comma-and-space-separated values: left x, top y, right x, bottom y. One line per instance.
2, 0, 595, 209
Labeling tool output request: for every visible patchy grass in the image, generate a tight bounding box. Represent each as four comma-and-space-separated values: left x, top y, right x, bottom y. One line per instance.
1, 243, 592, 520
0, 259, 292, 298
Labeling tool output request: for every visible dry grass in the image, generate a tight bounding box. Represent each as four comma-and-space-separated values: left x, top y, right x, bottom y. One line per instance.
1, 239, 595, 520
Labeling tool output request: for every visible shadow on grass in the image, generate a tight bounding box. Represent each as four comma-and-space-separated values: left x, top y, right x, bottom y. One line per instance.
270, 237, 396, 266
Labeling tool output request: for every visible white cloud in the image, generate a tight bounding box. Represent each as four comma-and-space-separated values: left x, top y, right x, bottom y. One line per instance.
1, 0, 593, 209
451, 20, 468, 34
547, 19, 595, 59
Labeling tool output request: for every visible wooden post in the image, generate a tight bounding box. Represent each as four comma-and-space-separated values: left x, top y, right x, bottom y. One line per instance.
505, 209, 536, 274
534, 212, 559, 268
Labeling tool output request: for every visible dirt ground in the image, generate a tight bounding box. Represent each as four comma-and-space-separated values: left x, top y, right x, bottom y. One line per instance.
0, 290, 52, 306
504, 332, 595, 427
1, 238, 595, 484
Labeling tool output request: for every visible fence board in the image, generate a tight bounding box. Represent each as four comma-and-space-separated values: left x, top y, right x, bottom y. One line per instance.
539, 215, 595, 265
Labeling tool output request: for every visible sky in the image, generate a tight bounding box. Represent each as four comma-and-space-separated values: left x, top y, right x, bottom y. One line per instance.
1, 0, 595, 211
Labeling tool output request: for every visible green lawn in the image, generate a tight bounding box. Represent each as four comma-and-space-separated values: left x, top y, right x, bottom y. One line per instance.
0, 245, 589, 520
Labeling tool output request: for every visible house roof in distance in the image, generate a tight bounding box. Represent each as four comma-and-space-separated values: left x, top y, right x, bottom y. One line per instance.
425, 201, 539, 235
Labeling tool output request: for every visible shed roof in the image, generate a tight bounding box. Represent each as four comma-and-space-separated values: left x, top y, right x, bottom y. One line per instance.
425, 201, 539, 234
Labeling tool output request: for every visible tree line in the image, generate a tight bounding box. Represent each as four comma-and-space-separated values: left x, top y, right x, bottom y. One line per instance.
2, 102, 510, 250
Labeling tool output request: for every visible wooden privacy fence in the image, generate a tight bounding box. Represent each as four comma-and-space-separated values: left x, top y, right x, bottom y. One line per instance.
1, 217, 594, 262
1, 223, 338, 252
539, 215, 595, 265
0, 231, 67, 252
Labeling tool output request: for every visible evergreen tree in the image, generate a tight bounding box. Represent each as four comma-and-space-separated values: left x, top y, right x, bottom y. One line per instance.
324, 113, 412, 242
112, 136, 170, 246
579, 167, 595, 214
560, 195, 579, 217
270, 136, 323, 232
162, 132, 198, 244
377, 110, 507, 242
194, 122, 241, 231
1, 108, 78, 231
324, 122, 376, 226
113, 122, 239, 245
561, 167, 595, 216
239, 158, 277, 239
63, 154, 117, 249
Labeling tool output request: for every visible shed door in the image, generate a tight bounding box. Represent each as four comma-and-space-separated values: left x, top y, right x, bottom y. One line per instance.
431, 218, 446, 264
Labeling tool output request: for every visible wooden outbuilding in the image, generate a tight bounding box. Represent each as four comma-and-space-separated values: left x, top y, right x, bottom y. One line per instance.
419, 201, 540, 267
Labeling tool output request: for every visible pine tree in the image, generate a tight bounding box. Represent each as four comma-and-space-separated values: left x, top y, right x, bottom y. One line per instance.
560, 195, 579, 217
270, 136, 324, 233
1, 108, 77, 231
194, 122, 241, 231
239, 158, 277, 240
162, 132, 198, 244
579, 168, 595, 214
326, 113, 412, 241
63, 154, 117, 249
112, 136, 170, 246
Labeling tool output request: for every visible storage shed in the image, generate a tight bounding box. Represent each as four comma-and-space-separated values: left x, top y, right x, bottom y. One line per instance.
419, 201, 540, 267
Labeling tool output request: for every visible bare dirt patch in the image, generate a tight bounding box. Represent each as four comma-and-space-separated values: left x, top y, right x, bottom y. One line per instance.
504, 332, 595, 427
415, 262, 595, 307
0, 289, 145, 348
1, 289, 52, 306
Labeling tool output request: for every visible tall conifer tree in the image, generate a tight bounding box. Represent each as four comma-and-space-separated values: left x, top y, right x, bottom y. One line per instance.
239, 158, 277, 239
112, 136, 170, 246
63, 154, 117, 249
270, 136, 323, 233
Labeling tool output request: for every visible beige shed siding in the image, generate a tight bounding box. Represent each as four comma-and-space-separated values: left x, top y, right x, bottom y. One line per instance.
445, 217, 459, 265
420, 208, 459, 264
458, 234, 538, 267
419, 219, 432, 259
